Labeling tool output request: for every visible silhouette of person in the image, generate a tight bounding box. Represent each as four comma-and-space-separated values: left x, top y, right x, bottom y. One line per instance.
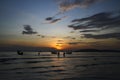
38, 52, 40, 56
57, 52, 60, 58
63, 52, 66, 57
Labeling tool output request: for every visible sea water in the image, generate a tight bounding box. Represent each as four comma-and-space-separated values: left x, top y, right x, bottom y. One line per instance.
0, 52, 120, 80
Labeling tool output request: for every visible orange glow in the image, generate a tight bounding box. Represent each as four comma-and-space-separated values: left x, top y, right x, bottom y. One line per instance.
55, 45, 62, 50
52, 43, 63, 50
49, 38, 64, 50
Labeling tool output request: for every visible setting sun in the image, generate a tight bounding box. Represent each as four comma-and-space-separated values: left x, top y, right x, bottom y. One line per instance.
55, 45, 62, 50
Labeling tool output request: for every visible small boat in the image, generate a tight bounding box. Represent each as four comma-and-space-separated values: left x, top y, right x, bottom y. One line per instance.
17, 50, 23, 55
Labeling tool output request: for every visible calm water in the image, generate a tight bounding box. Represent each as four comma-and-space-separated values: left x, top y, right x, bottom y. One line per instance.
0, 52, 120, 80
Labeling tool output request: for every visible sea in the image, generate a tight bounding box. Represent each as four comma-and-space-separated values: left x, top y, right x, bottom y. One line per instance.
0, 52, 120, 80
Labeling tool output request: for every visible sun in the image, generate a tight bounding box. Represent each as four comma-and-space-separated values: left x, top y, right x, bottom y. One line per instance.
56, 46, 62, 50
50, 38, 67, 50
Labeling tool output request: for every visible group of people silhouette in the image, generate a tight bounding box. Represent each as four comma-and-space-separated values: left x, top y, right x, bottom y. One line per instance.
38, 51, 66, 58
57, 52, 66, 58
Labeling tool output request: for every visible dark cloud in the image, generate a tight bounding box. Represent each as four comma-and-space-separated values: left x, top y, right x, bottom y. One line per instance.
37, 35, 41, 36
56, 0, 102, 12
37, 34, 45, 38
23, 25, 33, 31
41, 35, 45, 38
64, 36, 76, 40
50, 18, 61, 23
71, 37, 76, 39
46, 17, 53, 21
22, 31, 37, 34
83, 33, 120, 39
37, 34, 57, 39
68, 42, 80, 45
45, 16, 67, 24
22, 25, 37, 35
57, 40, 64, 42
68, 11, 120, 40
69, 11, 120, 30
80, 29, 100, 32
68, 25, 88, 30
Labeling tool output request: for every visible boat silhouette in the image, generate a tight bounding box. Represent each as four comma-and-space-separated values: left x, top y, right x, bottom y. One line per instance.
17, 50, 23, 55
51, 51, 57, 54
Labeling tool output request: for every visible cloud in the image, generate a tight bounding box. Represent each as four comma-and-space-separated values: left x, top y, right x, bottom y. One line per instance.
41, 35, 45, 38
45, 16, 67, 24
37, 34, 57, 39
44, 0, 104, 25
67, 41, 87, 45
49, 18, 61, 23
64, 36, 76, 40
57, 40, 64, 42
37, 34, 46, 38
83, 33, 120, 39
56, 0, 102, 12
68, 42, 80, 45
68, 11, 120, 40
45, 17, 53, 21
71, 37, 76, 39
80, 29, 100, 32
37, 35, 41, 36
68, 25, 88, 30
68, 11, 120, 31
22, 25, 37, 35
22, 31, 37, 34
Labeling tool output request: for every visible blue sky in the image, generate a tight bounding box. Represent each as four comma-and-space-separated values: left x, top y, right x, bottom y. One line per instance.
0, 0, 120, 50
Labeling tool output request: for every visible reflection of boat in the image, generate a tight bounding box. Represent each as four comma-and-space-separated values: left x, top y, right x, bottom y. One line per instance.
51, 51, 57, 54
17, 50, 23, 55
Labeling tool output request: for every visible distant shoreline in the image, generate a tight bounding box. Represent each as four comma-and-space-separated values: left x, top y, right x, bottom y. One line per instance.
74, 49, 120, 52
0, 49, 120, 52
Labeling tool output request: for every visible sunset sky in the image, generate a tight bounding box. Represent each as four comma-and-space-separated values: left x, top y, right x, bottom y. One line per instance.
0, 0, 120, 51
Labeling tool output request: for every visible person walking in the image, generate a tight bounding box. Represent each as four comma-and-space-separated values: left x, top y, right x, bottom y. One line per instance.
63, 52, 66, 58
57, 52, 60, 58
